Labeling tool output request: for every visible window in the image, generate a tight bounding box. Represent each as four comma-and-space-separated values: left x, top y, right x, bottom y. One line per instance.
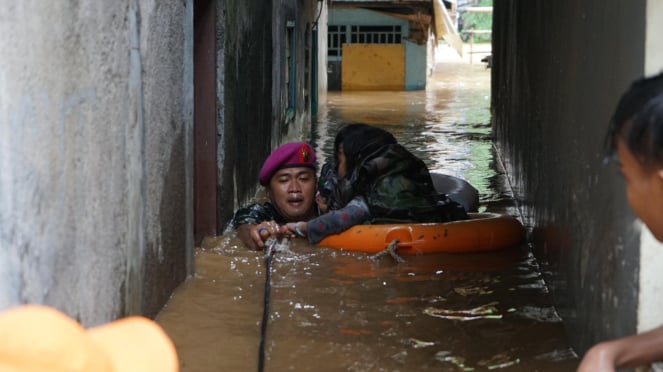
327, 25, 346, 57
350, 25, 402, 44
328, 24, 402, 57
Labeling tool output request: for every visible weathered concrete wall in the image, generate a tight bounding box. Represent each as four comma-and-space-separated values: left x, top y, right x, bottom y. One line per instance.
139, 0, 194, 318
217, 0, 273, 230
271, 0, 320, 143
0, 1, 193, 325
217, 0, 320, 230
492, 0, 645, 353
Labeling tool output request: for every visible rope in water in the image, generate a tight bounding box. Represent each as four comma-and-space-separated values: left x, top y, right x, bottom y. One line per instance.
256, 236, 399, 371
258, 237, 279, 372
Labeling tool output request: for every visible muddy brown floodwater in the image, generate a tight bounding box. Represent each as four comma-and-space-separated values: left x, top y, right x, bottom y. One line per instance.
156, 46, 580, 371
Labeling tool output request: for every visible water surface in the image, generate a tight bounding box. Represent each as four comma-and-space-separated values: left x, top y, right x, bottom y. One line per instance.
157, 50, 578, 371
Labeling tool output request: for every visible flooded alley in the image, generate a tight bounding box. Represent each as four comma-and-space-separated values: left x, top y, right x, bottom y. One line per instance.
156, 45, 579, 371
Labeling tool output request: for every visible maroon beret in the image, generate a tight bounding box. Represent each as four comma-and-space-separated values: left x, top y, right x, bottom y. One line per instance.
258, 142, 317, 186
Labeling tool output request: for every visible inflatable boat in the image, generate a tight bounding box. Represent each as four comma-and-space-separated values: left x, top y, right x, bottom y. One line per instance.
317, 212, 525, 254
317, 174, 524, 254
430, 172, 480, 213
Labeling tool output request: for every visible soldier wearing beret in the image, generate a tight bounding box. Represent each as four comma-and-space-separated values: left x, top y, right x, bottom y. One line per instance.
231, 142, 319, 250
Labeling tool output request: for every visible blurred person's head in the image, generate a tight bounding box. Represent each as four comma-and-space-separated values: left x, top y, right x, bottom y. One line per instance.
606, 72, 663, 241
333, 123, 397, 178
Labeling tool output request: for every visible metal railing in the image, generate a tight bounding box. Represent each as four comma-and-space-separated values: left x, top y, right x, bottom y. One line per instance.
459, 6, 492, 64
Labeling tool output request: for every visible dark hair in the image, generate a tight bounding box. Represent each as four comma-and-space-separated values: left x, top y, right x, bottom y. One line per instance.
606, 71, 663, 167
334, 123, 397, 173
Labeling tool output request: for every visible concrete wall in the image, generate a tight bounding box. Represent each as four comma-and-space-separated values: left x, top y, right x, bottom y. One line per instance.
217, 0, 321, 230
0, 1, 193, 325
405, 39, 426, 90
217, 0, 273, 230
491, 0, 648, 353
271, 0, 320, 144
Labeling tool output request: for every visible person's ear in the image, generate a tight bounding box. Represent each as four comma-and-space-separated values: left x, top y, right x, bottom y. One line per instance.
657, 168, 663, 183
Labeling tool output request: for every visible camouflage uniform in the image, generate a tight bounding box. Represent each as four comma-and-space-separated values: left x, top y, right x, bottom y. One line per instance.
231, 202, 285, 228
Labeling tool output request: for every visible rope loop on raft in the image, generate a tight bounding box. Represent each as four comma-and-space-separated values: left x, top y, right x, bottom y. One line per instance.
370, 239, 405, 263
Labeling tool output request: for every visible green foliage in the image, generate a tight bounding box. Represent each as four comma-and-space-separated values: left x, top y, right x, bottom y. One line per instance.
459, 0, 493, 43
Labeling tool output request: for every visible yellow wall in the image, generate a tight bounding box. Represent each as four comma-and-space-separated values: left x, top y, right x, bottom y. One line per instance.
341, 44, 405, 90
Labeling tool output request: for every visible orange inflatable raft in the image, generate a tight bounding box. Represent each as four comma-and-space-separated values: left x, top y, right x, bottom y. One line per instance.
317, 213, 526, 254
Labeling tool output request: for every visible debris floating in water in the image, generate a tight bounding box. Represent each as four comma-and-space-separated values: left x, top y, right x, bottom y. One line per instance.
423, 301, 503, 321
487, 359, 520, 370
435, 351, 475, 371
478, 352, 521, 370
454, 285, 493, 296
407, 338, 436, 349
435, 351, 520, 371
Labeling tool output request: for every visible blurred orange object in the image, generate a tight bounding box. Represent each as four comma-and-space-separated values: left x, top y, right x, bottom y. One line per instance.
0, 305, 178, 372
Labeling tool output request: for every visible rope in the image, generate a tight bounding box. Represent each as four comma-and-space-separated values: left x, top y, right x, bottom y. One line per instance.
370, 239, 405, 263
257, 238, 278, 372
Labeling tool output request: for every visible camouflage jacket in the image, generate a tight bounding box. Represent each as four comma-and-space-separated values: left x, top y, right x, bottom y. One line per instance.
231, 202, 284, 228
319, 143, 468, 223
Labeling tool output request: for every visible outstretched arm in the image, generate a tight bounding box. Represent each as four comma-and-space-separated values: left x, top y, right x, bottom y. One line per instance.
578, 325, 663, 371
283, 196, 371, 244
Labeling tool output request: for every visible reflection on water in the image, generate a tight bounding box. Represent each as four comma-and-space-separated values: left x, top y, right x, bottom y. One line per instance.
157, 57, 578, 371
